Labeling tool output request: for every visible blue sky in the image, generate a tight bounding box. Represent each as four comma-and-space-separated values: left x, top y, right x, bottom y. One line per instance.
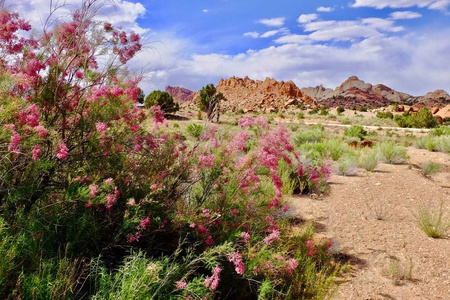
13, 0, 450, 95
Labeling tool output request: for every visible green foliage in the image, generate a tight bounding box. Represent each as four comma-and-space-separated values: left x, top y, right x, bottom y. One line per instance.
137, 88, 145, 104
333, 155, 358, 176
376, 142, 408, 164
198, 84, 225, 112
319, 107, 328, 116
358, 150, 379, 172
394, 108, 439, 128
414, 202, 450, 238
336, 107, 345, 114
294, 129, 324, 145
144, 90, 179, 114
344, 125, 367, 140
382, 259, 414, 285
432, 126, 450, 136
358, 106, 368, 112
297, 112, 304, 119
376, 111, 393, 119
187, 123, 203, 137
308, 108, 319, 115
421, 161, 441, 177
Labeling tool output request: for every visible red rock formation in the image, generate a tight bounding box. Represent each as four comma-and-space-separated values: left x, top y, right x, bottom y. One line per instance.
216, 76, 317, 112
165, 86, 197, 104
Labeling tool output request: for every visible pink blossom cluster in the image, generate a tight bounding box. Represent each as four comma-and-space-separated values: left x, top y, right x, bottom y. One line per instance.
204, 265, 222, 291
225, 131, 249, 155
227, 251, 245, 275
285, 258, 299, 275
8, 131, 20, 152
241, 232, 251, 243
237, 115, 269, 129
151, 106, 167, 128
263, 229, 280, 245
198, 154, 215, 168
174, 280, 188, 290
56, 142, 69, 159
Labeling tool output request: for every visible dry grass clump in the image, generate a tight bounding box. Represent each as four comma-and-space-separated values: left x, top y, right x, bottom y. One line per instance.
413, 202, 450, 238
382, 258, 414, 285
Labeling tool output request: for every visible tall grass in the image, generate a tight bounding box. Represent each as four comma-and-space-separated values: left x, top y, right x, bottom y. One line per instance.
376, 142, 408, 164
413, 202, 450, 238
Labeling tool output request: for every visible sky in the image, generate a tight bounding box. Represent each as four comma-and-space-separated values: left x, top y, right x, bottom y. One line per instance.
7, 0, 450, 95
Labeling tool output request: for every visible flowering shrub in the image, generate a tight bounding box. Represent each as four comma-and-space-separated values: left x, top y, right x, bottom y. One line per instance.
0, 3, 341, 299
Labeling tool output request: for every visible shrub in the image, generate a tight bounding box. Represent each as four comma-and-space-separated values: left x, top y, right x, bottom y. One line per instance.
187, 123, 203, 137
344, 125, 367, 140
376, 111, 393, 119
382, 259, 414, 285
297, 112, 304, 119
336, 107, 345, 114
319, 107, 328, 116
294, 129, 324, 145
358, 150, 379, 172
432, 126, 450, 136
358, 106, 368, 112
421, 161, 441, 177
395, 108, 439, 128
308, 108, 319, 115
413, 202, 450, 238
333, 156, 358, 176
144, 90, 179, 114
376, 142, 408, 164
413, 136, 438, 151
436, 136, 450, 153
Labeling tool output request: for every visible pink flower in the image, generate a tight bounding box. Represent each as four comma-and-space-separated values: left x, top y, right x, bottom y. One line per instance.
305, 240, 314, 248
127, 232, 141, 243
204, 265, 222, 291
202, 208, 211, 218
8, 131, 20, 152
75, 70, 83, 79
56, 142, 69, 159
31, 144, 41, 159
196, 224, 209, 236
110, 85, 124, 97
227, 252, 245, 275
198, 154, 215, 168
307, 248, 317, 257
151, 106, 166, 128
189, 223, 196, 228
205, 235, 214, 245
140, 217, 150, 228
95, 121, 107, 132
231, 208, 239, 216
105, 178, 113, 184
263, 230, 280, 245
241, 232, 250, 243
253, 266, 260, 275
89, 183, 98, 198
175, 280, 188, 290
127, 198, 136, 206
130, 32, 140, 42
285, 258, 299, 275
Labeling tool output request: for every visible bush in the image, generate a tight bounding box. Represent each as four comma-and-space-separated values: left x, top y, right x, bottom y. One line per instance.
294, 129, 324, 145
421, 161, 441, 177
344, 125, 367, 140
319, 107, 328, 116
395, 108, 439, 128
358, 150, 379, 172
414, 202, 450, 238
333, 156, 358, 176
376, 111, 394, 119
144, 90, 179, 114
376, 142, 408, 164
297, 112, 304, 119
187, 123, 203, 137
336, 107, 345, 114
308, 108, 319, 115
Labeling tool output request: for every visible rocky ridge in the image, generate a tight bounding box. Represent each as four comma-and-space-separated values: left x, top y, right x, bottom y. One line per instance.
165, 86, 197, 104
216, 76, 316, 112
301, 76, 450, 109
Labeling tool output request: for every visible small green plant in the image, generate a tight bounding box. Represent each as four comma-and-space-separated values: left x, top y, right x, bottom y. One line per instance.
294, 129, 324, 145
436, 136, 450, 153
382, 258, 414, 285
197, 110, 203, 120
431, 126, 450, 136
421, 161, 441, 177
187, 123, 203, 137
319, 107, 329, 116
336, 107, 345, 114
376, 111, 393, 119
376, 142, 408, 164
341, 118, 351, 125
344, 125, 367, 140
308, 108, 319, 115
358, 106, 368, 112
413, 202, 450, 238
333, 156, 358, 176
358, 150, 379, 172
297, 112, 304, 119
394, 108, 438, 128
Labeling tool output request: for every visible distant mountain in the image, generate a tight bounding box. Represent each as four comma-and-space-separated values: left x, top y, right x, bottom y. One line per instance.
301, 76, 450, 109
165, 86, 197, 104
216, 76, 316, 113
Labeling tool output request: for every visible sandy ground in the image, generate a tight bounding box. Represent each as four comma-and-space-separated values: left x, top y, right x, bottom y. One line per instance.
289, 147, 450, 299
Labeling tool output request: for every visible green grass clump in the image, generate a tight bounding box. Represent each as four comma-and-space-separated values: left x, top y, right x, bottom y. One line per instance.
358, 150, 379, 172
376, 142, 408, 164
413, 202, 450, 238
186, 123, 203, 137
344, 125, 367, 140
294, 129, 325, 145
421, 161, 441, 177
382, 259, 414, 285
333, 155, 358, 176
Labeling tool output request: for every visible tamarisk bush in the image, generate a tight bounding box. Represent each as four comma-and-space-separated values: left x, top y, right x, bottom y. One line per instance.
0, 2, 342, 298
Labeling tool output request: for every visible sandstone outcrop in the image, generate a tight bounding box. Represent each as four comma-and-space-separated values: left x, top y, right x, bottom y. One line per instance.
165, 86, 197, 104
216, 76, 317, 112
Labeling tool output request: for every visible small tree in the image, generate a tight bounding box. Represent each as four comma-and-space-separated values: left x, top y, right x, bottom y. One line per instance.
145, 90, 179, 114
137, 87, 145, 104
198, 84, 226, 122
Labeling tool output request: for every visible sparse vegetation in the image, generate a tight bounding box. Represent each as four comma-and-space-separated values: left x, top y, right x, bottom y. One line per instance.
382, 259, 414, 285
421, 161, 441, 177
414, 202, 450, 238
376, 142, 408, 164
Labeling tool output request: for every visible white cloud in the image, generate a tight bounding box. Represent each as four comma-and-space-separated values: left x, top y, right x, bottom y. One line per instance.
274, 34, 310, 44
257, 17, 286, 27
352, 0, 450, 11
390, 11, 423, 19
317, 6, 334, 12
261, 30, 280, 38
297, 14, 319, 24
203, 9, 209, 13
243, 31, 260, 38
11, 0, 147, 34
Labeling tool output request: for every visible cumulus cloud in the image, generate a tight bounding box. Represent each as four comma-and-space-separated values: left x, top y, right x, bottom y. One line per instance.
352, 0, 450, 11
243, 31, 260, 38
297, 14, 319, 24
257, 17, 286, 27
317, 6, 334, 12
390, 11, 423, 19
274, 34, 310, 44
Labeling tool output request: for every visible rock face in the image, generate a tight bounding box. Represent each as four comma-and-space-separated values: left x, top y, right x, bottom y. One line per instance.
301, 76, 450, 109
216, 76, 317, 112
165, 86, 197, 104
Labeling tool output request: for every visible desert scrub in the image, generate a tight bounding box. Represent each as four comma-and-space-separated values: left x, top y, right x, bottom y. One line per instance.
436, 136, 450, 153
333, 155, 358, 176
413, 135, 438, 151
344, 125, 367, 140
421, 161, 441, 177
358, 149, 379, 172
413, 202, 450, 238
186, 123, 203, 137
376, 142, 408, 164
294, 129, 325, 145
382, 258, 414, 285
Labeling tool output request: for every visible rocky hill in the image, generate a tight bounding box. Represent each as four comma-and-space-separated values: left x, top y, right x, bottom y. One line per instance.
301, 76, 450, 109
165, 86, 197, 104
216, 76, 316, 112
